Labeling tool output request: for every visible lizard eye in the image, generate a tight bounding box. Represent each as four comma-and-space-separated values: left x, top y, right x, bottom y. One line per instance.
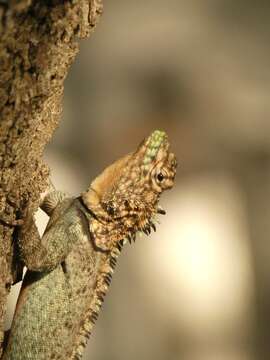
157, 172, 164, 182
151, 167, 170, 192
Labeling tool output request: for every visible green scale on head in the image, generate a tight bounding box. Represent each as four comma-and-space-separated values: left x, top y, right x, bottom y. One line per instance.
142, 130, 168, 172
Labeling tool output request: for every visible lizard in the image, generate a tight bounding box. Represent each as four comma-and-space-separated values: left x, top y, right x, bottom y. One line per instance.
2, 130, 177, 360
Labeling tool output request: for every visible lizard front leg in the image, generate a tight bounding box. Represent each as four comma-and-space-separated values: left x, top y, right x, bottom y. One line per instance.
18, 190, 72, 272
2, 192, 84, 360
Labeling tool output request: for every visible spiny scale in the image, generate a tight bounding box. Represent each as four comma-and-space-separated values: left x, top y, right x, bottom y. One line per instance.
157, 206, 166, 215
127, 234, 132, 244
72, 227, 158, 359
71, 246, 123, 359
150, 221, 156, 232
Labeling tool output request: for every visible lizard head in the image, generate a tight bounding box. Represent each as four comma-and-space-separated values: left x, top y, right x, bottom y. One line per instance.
82, 130, 177, 251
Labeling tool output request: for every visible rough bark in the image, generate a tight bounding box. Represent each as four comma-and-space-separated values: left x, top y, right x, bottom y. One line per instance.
0, 0, 102, 355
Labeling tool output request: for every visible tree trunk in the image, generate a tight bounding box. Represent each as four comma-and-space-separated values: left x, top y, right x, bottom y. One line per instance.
0, 0, 102, 355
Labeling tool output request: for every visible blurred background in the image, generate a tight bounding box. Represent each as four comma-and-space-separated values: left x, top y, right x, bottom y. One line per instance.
6, 1, 270, 359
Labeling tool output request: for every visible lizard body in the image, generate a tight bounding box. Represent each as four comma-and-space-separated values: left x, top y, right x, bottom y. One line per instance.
2, 130, 177, 360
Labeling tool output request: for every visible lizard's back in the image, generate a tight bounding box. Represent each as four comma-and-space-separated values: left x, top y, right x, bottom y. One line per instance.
3, 198, 103, 360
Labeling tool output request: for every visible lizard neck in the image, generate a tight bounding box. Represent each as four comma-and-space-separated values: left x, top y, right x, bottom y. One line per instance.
81, 153, 132, 219
80, 188, 109, 221
76, 196, 97, 220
